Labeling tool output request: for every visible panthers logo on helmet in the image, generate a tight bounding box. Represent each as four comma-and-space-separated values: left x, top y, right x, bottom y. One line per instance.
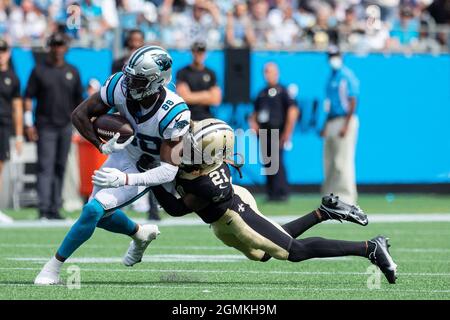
155, 54, 172, 72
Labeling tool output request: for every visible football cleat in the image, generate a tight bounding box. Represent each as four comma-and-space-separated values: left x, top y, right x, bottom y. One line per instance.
34, 268, 61, 285
319, 194, 368, 226
123, 224, 160, 267
368, 236, 398, 284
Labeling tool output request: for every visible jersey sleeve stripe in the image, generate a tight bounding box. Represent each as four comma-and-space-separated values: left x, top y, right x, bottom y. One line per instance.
158, 102, 189, 136
106, 72, 122, 106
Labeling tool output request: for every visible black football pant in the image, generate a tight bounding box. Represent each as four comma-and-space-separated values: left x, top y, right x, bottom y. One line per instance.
37, 124, 72, 217
260, 128, 289, 200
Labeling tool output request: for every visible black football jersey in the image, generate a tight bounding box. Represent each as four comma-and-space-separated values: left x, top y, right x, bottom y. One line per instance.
176, 163, 234, 223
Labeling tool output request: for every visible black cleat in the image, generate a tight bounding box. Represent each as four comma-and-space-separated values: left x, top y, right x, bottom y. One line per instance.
319, 194, 368, 226
368, 236, 398, 284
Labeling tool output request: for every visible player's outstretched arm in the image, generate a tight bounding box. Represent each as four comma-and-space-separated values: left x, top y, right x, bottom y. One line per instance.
93, 139, 182, 188
72, 92, 111, 151
151, 185, 192, 217
126, 139, 181, 186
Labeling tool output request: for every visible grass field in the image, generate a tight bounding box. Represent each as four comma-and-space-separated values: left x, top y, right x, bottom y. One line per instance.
0, 194, 449, 300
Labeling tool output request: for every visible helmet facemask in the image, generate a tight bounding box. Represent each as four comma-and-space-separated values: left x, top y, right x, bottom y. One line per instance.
121, 45, 173, 101
121, 67, 162, 101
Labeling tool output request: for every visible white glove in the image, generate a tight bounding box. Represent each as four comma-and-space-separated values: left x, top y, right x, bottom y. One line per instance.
92, 167, 127, 188
100, 133, 134, 155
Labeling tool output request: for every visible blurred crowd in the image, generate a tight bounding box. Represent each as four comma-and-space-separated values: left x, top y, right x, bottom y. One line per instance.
0, 0, 449, 52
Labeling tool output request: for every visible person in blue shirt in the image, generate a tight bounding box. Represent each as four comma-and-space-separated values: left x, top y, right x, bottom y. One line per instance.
389, 6, 420, 46
321, 46, 359, 205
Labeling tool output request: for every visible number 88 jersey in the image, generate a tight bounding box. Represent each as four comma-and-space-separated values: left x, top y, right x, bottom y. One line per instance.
100, 72, 191, 162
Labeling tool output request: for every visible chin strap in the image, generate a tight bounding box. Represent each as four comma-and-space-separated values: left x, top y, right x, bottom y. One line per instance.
224, 153, 244, 179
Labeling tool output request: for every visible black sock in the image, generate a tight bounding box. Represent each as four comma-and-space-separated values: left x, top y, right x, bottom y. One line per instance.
260, 210, 323, 262
317, 207, 333, 221
366, 240, 376, 258
282, 210, 322, 238
288, 237, 368, 262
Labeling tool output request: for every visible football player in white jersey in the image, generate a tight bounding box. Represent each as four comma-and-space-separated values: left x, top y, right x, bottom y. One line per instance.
34, 46, 190, 285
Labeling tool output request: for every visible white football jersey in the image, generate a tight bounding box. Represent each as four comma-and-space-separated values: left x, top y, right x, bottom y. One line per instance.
100, 71, 191, 162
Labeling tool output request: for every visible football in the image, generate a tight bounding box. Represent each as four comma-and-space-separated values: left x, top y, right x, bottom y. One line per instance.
93, 113, 134, 143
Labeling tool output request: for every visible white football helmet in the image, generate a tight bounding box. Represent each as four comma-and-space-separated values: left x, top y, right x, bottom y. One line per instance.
121, 45, 172, 100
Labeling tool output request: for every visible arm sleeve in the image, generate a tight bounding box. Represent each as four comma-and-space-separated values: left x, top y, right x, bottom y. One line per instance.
100, 72, 123, 107
24, 68, 38, 98
127, 161, 179, 187
151, 185, 192, 216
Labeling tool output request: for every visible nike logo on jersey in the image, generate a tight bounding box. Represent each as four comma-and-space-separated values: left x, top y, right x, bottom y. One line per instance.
219, 184, 228, 189
226, 219, 233, 225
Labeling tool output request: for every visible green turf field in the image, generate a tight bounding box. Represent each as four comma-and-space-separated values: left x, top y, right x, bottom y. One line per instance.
3, 193, 450, 220
0, 194, 449, 300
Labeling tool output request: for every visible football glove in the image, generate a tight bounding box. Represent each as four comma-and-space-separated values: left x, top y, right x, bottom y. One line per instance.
100, 133, 134, 155
92, 167, 127, 188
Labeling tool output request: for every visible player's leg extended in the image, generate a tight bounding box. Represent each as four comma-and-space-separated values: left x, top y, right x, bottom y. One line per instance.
34, 198, 107, 285
229, 187, 397, 283
34, 152, 158, 284
282, 194, 368, 239
57, 153, 138, 258
232, 185, 367, 241
88, 152, 160, 267
288, 236, 397, 283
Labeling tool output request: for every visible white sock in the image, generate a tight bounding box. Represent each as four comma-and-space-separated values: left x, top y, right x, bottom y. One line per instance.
131, 225, 146, 241
44, 256, 63, 273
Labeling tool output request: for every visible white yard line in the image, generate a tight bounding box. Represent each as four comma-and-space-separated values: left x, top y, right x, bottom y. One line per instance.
0, 211, 13, 223
1, 243, 448, 254
1, 213, 450, 229
0, 244, 237, 250
0, 282, 448, 294
4, 255, 352, 264
1, 266, 450, 277
6, 255, 247, 263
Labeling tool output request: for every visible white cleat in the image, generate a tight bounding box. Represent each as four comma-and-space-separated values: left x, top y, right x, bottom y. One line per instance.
123, 224, 160, 267
34, 268, 61, 285
34, 257, 63, 285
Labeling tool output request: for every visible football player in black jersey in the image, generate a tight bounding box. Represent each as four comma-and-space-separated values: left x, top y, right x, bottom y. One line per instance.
151, 119, 398, 284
